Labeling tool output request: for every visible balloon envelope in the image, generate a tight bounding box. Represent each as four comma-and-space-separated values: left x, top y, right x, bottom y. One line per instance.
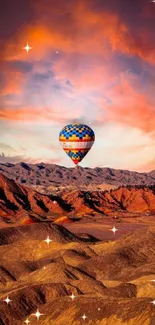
59, 123, 95, 165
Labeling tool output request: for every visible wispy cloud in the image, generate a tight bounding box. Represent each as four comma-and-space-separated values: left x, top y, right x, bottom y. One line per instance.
0, 143, 16, 151
0, 153, 27, 164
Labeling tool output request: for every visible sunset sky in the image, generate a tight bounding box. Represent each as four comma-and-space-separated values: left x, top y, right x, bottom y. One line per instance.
0, 0, 155, 171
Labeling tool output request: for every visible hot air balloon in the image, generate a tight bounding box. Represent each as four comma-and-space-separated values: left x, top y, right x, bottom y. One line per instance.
59, 123, 95, 165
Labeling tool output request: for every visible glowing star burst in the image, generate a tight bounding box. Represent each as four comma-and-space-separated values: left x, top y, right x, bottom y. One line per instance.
111, 226, 118, 234
44, 236, 52, 245
151, 300, 155, 305
81, 314, 87, 320
3, 296, 12, 304
23, 43, 32, 53
70, 293, 76, 300
24, 319, 30, 324
32, 309, 44, 321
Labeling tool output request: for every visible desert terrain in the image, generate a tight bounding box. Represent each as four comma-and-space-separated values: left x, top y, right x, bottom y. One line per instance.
0, 165, 155, 324
0, 223, 155, 324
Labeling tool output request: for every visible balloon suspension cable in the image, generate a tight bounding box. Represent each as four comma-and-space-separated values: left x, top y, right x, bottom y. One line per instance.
73, 162, 79, 183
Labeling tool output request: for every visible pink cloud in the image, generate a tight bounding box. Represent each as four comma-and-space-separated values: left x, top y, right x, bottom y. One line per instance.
97, 74, 155, 135
137, 158, 155, 172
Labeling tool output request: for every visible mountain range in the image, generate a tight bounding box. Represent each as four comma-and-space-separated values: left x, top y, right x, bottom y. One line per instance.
0, 173, 155, 227
0, 163, 154, 193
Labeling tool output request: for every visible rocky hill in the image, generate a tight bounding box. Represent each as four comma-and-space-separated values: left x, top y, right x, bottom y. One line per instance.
0, 173, 72, 224
0, 173, 155, 226
0, 163, 154, 192
0, 223, 155, 324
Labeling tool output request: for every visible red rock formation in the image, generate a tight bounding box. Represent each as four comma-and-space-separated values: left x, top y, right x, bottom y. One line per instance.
0, 173, 154, 225
62, 187, 155, 215
0, 174, 70, 222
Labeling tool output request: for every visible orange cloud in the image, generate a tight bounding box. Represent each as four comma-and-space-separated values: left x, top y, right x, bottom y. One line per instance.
2, 2, 155, 64
0, 106, 82, 123
97, 74, 155, 134
0, 108, 45, 120
1, 71, 24, 95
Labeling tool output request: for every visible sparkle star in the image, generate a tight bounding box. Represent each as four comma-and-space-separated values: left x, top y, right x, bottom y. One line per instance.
53, 200, 57, 204
23, 43, 32, 53
70, 293, 76, 300
44, 236, 52, 245
111, 226, 118, 234
24, 319, 30, 324
3, 296, 12, 304
151, 300, 155, 305
81, 314, 87, 320
32, 309, 44, 321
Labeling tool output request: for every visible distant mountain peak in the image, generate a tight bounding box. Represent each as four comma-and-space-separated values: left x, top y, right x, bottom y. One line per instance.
0, 163, 154, 189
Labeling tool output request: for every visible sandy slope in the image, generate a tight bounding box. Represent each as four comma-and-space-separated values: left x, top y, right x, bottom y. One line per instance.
0, 223, 155, 324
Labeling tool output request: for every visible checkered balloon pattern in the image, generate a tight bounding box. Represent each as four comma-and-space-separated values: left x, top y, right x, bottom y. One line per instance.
59, 123, 95, 165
